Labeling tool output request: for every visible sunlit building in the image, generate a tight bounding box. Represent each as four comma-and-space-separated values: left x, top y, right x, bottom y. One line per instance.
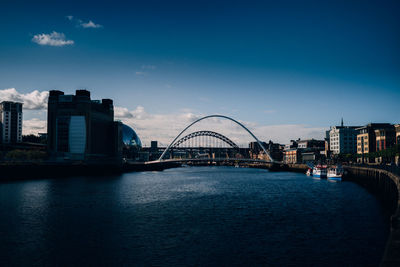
356, 123, 393, 163
375, 126, 396, 151
329, 124, 360, 155
283, 148, 300, 164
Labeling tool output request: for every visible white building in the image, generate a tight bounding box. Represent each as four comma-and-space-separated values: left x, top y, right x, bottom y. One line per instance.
329, 125, 360, 155
0, 101, 23, 143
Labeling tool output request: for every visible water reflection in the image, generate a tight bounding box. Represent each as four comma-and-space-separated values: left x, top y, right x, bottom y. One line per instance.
0, 167, 390, 266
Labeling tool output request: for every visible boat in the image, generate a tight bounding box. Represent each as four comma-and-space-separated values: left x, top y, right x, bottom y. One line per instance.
306, 168, 312, 176
312, 165, 327, 178
327, 165, 344, 181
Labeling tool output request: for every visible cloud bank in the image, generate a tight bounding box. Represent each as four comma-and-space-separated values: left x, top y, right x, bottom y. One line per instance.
32, 31, 74, 46
115, 106, 325, 147
0, 88, 48, 109
0, 89, 325, 142
23, 119, 47, 135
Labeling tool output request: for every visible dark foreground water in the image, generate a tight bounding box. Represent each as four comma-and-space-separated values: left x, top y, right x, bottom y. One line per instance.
0, 167, 389, 266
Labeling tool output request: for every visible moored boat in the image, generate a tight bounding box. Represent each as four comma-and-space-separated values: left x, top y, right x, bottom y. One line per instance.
313, 165, 327, 178
327, 165, 344, 181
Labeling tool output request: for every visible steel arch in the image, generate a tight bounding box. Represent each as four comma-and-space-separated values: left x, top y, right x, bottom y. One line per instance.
158, 114, 273, 162
172, 131, 239, 149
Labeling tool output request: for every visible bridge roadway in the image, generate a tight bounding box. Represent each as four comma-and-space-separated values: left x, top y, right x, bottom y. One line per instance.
148, 158, 277, 164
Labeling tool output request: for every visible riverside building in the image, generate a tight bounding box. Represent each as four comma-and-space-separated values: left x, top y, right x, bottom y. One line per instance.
356, 123, 393, 163
0, 101, 23, 144
375, 126, 396, 151
329, 120, 360, 155
47, 90, 122, 162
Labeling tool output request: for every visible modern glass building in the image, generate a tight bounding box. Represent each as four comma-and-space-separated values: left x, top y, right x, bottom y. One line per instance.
122, 124, 142, 148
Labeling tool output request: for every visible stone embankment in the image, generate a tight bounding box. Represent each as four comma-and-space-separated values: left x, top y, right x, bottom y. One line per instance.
344, 166, 400, 267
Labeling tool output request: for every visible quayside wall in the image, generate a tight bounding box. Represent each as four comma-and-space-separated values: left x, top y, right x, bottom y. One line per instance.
344, 166, 400, 267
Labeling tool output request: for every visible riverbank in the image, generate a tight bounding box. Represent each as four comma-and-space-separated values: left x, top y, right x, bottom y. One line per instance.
344, 166, 400, 267
0, 161, 181, 181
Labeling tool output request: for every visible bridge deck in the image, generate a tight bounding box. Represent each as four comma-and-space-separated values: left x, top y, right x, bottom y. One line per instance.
147, 158, 280, 164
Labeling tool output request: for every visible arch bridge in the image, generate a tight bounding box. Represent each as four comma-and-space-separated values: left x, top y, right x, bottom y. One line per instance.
158, 114, 277, 164
171, 130, 239, 149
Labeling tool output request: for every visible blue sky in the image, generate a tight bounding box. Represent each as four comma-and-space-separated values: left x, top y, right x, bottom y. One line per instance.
0, 0, 399, 145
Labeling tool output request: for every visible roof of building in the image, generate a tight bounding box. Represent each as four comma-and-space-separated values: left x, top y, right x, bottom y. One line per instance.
356, 123, 393, 130
297, 139, 324, 143
330, 125, 361, 130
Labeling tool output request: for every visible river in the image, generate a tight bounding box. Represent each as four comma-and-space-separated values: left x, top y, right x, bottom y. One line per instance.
0, 167, 389, 266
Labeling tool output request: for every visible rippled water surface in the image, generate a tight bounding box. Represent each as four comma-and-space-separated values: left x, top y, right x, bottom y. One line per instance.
0, 167, 389, 266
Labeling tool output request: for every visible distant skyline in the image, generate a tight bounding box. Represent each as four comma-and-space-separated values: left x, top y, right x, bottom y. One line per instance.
0, 0, 399, 145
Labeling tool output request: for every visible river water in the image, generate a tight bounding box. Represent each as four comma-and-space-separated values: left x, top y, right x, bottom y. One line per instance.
0, 167, 389, 266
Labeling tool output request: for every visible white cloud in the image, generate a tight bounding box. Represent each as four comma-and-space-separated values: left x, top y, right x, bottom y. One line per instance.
114, 106, 133, 118
23, 118, 47, 135
32, 31, 74, 47
80, 20, 103, 28
0, 88, 49, 110
135, 72, 146, 76
66, 16, 103, 28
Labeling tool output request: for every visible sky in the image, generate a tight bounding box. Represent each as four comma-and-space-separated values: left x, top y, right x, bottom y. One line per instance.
0, 0, 399, 146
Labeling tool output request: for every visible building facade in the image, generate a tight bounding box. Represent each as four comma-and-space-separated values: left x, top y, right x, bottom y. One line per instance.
329, 126, 360, 155
284, 140, 298, 150
249, 141, 283, 162
0, 101, 23, 144
47, 90, 122, 162
297, 139, 325, 149
283, 148, 300, 164
395, 124, 400, 145
356, 123, 393, 163
323, 130, 330, 157
375, 126, 396, 151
